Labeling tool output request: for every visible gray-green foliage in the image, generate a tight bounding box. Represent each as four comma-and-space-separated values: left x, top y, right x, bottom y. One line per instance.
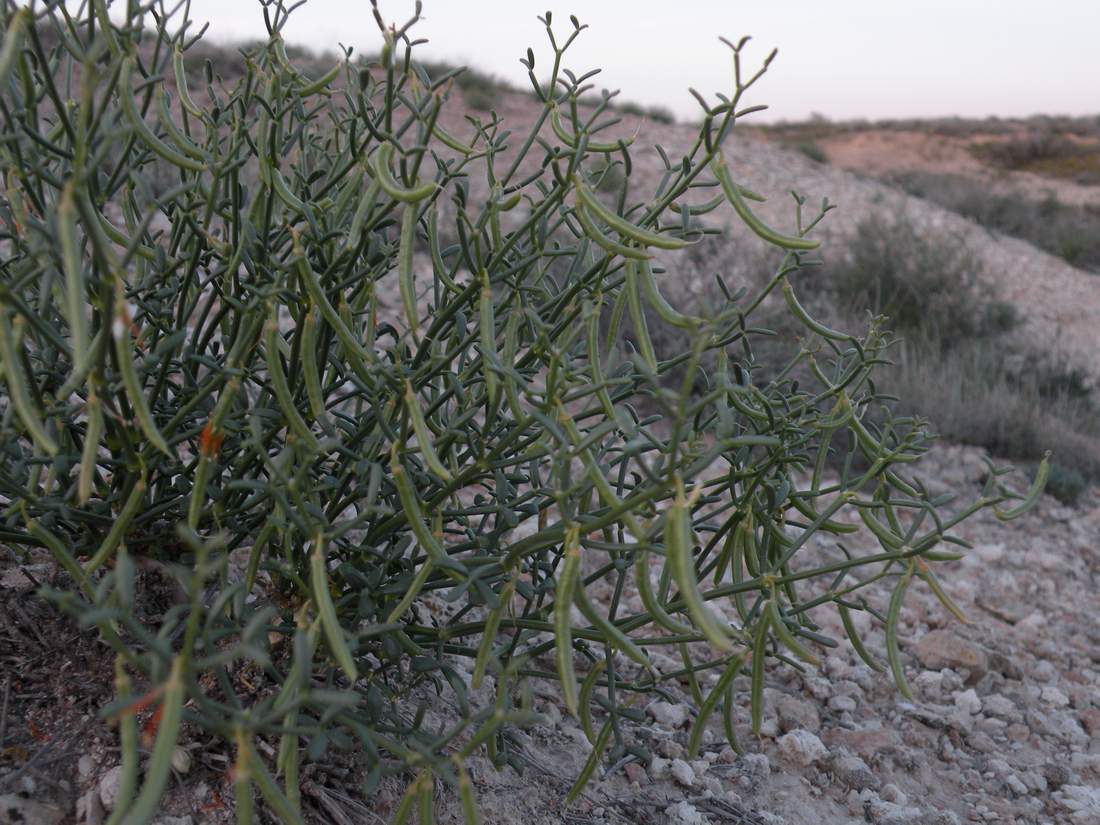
0, 2, 1046, 822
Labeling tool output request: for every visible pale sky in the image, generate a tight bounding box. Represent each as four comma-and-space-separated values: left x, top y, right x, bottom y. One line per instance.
169, 1, 1098, 123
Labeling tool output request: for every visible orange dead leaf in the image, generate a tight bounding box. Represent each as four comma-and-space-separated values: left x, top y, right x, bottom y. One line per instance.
141, 701, 165, 746
199, 422, 224, 458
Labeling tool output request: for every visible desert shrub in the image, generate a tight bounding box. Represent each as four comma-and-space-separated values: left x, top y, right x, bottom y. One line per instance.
0, 3, 1046, 822
972, 129, 1100, 182
823, 215, 1018, 348
972, 130, 1080, 168
795, 140, 828, 163
410, 57, 505, 111
811, 215, 1097, 484
460, 83, 496, 111
889, 171, 1100, 272
613, 100, 674, 123
646, 104, 676, 124
587, 157, 627, 193
1044, 463, 1087, 505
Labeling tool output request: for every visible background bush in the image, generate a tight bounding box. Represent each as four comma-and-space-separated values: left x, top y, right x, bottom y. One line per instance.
889, 170, 1100, 272
802, 216, 1100, 488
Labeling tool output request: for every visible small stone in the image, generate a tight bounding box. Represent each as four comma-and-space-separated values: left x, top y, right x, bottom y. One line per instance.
821, 726, 898, 761
832, 754, 879, 791
1032, 660, 1058, 682
1044, 762, 1072, 790
99, 765, 125, 811
697, 775, 719, 796
77, 789, 105, 825
1015, 612, 1046, 636
1041, 685, 1070, 707
757, 715, 779, 738
967, 731, 996, 753
982, 694, 1016, 718
541, 701, 562, 728
665, 800, 705, 825
939, 669, 964, 692
969, 542, 1005, 563
824, 655, 851, 680
648, 756, 670, 779
846, 789, 864, 815
947, 709, 975, 735
953, 688, 981, 715
1069, 751, 1100, 775
624, 761, 648, 785
646, 700, 689, 728
828, 695, 857, 713
718, 747, 738, 764
78, 754, 97, 780
976, 595, 1027, 625
0, 795, 64, 825
1005, 774, 1028, 795
776, 729, 828, 767
776, 694, 821, 733
670, 758, 695, 787
1020, 771, 1048, 794
1006, 723, 1029, 742
1067, 685, 1091, 709
866, 797, 925, 825
976, 716, 1006, 735
656, 737, 685, 759
914, 670, 944, 698
1053, 785, 1100, 818
880, 783, 907, 805
171, 746, 192, 774
912, 630, 988, 679
736, 752, 771, 785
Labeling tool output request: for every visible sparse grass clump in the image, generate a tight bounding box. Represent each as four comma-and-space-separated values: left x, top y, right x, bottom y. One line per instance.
795, 140, 828, 163
0, 4, 1048, 823
882, 341, 1100, 480
616, 100, 676, 123
890, 171, 1100, 272
1044, 462, 1088, 505
810, 217, 1097, 487
971, 129, 1100, 182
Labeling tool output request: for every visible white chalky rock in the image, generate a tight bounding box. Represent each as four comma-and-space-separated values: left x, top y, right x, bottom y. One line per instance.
953, 688, 981, 715
776, 729, 828, 766
649, 756, 670, 779
982, 694, 1016, 718
1054, 785, 1100, 824
880, 783, 908, 805
98, 766, 124, 811
670, 758, 696, 787
829, 695, 857, 713
1041, 685, 1070, 707
171, 746, 192, 774
665, 800, 706, 825
646, 700, 690, 728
